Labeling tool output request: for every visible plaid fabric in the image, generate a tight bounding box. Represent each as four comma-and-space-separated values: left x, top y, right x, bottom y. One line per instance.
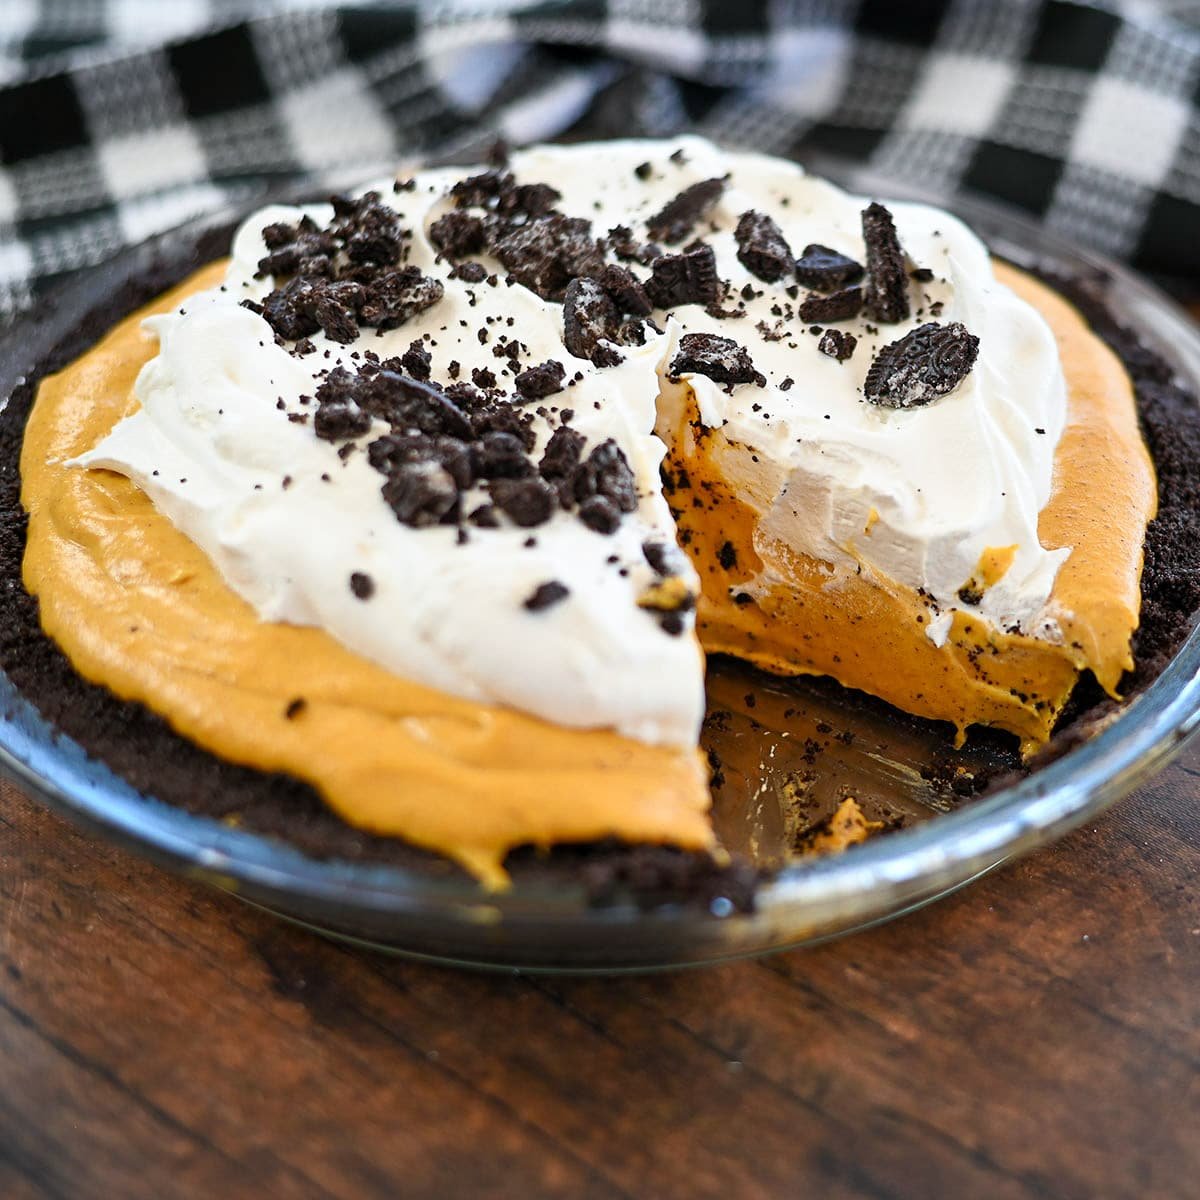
1, 0, 1199, 323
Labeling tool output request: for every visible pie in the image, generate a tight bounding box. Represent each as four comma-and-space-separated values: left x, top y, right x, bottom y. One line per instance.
9, 137, 1190, 898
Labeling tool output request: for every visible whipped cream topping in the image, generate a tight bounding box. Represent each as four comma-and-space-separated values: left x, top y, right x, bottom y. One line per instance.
78, 136, 1071, 747
632, 140, 1069, 641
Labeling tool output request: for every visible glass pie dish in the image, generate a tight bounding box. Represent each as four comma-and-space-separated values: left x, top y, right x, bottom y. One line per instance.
1, 165, 1198, 972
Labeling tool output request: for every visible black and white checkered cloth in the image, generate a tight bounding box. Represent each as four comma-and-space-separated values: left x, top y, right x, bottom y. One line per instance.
1, 0, 1199, 323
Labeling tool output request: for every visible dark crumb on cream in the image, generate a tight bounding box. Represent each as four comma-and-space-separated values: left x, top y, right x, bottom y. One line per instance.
349, 571, 375, 599
524, 581, 569, 611
818, 329, 858, 362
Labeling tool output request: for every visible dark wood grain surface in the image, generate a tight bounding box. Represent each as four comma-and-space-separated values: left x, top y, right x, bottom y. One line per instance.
1, 728, 1197, 1200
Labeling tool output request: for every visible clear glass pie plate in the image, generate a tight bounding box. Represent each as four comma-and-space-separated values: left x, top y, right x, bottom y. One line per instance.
1, 164, 1198, 972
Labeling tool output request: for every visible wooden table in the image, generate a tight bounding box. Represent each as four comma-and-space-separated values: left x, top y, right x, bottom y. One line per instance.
0, 732, 1197, 1200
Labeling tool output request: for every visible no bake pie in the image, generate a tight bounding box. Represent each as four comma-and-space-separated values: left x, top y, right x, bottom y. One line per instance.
7, 137, 1198, 900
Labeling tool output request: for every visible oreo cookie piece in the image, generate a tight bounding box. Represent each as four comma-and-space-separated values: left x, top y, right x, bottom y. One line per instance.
492, 213, 604, 301
490, 476, 557, 527
358, 267, 444, 331
362, 371, 473, 440
349, 572, 375, 600
514, 359, 566, 401
861, 202, 911, 324
524, 581, 570, 611
256, 217, 338, 279
429, 211, 487, 258
734, 211, 794, 282
449, 261, 487, 283
368, 432, 473, 491
310, 281, 365, 344
313, 388, 372, 442
563, 277, 621, 366
598, 264, 653, 316
645, 244, 721, 309
646, 178, 725, 244
470, 431, 533, 480
399, 340, 432, 380
578, 496, 622, 534
794, 244, 864, 291
538, 426, 587, 505
468, 503, 500, 528
818, 329, 858, 362
642, 541, 672, 575
380, 459, 461, 527
507, 181, 562, 218
245, 278, 322, 341
469, 400, 535, 451
606, 224, 661, 266
863, 322, 979, 408
450, 168, 513, 209
669, 332, 766, 389
330, 192, 408, 268
573, 439, 639, 515
798, 286, 863, 324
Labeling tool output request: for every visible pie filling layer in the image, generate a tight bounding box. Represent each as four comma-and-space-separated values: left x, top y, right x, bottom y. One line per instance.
19, 139, 1157, 884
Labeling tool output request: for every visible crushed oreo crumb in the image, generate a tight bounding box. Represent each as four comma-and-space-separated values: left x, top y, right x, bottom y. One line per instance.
524, 581, 570, 611
449, 261, 488, 284
357, 266, 444, 331
957, 582, 984, 606
399, 340, 432, 380
818, 329, 858, 362
247, 195, 446, 346
642, 541, 671, 575
606, 224, 661, 266
349, 571, 375, 599
468, 503, 500, 528
469, 430, 530, 480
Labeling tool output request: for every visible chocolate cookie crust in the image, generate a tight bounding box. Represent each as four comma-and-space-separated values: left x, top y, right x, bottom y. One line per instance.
0, 225, 1196, 911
